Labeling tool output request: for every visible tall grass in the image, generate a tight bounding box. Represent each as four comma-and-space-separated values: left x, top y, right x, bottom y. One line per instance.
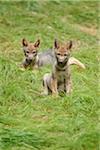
0, 1, 99, 150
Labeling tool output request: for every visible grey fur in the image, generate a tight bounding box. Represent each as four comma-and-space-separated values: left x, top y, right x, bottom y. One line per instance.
21, 47, 85, 70
38, 49, 55, 66
21, 48, 55, 69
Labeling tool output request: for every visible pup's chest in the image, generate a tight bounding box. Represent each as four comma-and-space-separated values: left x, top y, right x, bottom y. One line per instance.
57, 70, 68, 82
30, 56, 39, 67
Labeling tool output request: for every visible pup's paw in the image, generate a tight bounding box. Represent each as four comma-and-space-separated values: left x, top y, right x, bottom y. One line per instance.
66, 88, 73, 95
77, 64, 86, 70
18, 64, 26, 71
19, 67, 25, 71
42, 91, 48, 96
51, 92, 59, 97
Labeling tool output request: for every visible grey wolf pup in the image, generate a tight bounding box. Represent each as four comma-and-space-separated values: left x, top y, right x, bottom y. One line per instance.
43, 39, 85, 95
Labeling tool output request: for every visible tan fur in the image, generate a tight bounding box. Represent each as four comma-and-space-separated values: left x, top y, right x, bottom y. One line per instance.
68, 57, 86, 69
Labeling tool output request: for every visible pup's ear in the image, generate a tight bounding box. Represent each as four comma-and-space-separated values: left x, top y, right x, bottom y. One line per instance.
67, 40, 73, 50
34, 39, 40, 47
22, 38, 28, 46
54, 39, 59, 49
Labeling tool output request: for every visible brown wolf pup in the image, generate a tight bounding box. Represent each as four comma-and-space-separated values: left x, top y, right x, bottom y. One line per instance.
43, 39, 85, 95
20, 38, 40, 69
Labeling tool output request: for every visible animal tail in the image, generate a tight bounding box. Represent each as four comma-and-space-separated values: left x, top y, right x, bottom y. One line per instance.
68, 57, 86, 69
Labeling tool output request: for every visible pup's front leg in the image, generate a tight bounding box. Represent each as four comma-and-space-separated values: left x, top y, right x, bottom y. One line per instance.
65, 75, 72, 94
20, 59, 29, 70
32, 59, 39, 70
33, 64, 39, 69
43, 75, 49, 95
51, 78, 58, 96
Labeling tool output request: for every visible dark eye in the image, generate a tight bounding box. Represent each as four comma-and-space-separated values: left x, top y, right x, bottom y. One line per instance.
57, 53, 60, 56
32, 51, 36, 54
26, 51, 29, 53
64, 54, 68, 56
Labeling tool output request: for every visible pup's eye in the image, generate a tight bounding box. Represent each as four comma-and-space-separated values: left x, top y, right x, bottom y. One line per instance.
26, 51, 29, 53
57, 53, 60, 56
32, 51, 36, 54
64, 54, 68, 56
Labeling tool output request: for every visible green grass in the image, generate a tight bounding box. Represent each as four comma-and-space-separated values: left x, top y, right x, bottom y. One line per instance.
0, 0, 99, 150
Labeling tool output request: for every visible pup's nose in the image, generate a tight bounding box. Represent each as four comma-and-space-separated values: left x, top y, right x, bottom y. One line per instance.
29, 58, 33, 61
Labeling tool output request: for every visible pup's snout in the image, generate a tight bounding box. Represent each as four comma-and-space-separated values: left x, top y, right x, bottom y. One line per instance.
58, 56, 65, 62
28, 54, 34, 60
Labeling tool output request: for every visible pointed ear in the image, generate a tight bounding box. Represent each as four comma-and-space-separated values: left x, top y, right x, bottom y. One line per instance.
22, 38, 28, 46
54, 39, 59, 49
67, 40, 73, 50
34, 39, 40, 47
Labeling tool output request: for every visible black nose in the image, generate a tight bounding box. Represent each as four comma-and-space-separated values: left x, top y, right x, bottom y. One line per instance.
29, 58, 33, 61
26, 59, 32, 64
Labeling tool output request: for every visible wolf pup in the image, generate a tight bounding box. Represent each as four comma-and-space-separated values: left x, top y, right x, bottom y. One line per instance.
43, 39, 85, 95
20, 38, 56, 69
20, 38, 40, 69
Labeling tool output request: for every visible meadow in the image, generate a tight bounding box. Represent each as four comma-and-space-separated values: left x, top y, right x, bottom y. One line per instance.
0, 0, 99, 150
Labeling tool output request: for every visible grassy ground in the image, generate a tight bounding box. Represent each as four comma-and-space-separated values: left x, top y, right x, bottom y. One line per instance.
0, 0, 99, 150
